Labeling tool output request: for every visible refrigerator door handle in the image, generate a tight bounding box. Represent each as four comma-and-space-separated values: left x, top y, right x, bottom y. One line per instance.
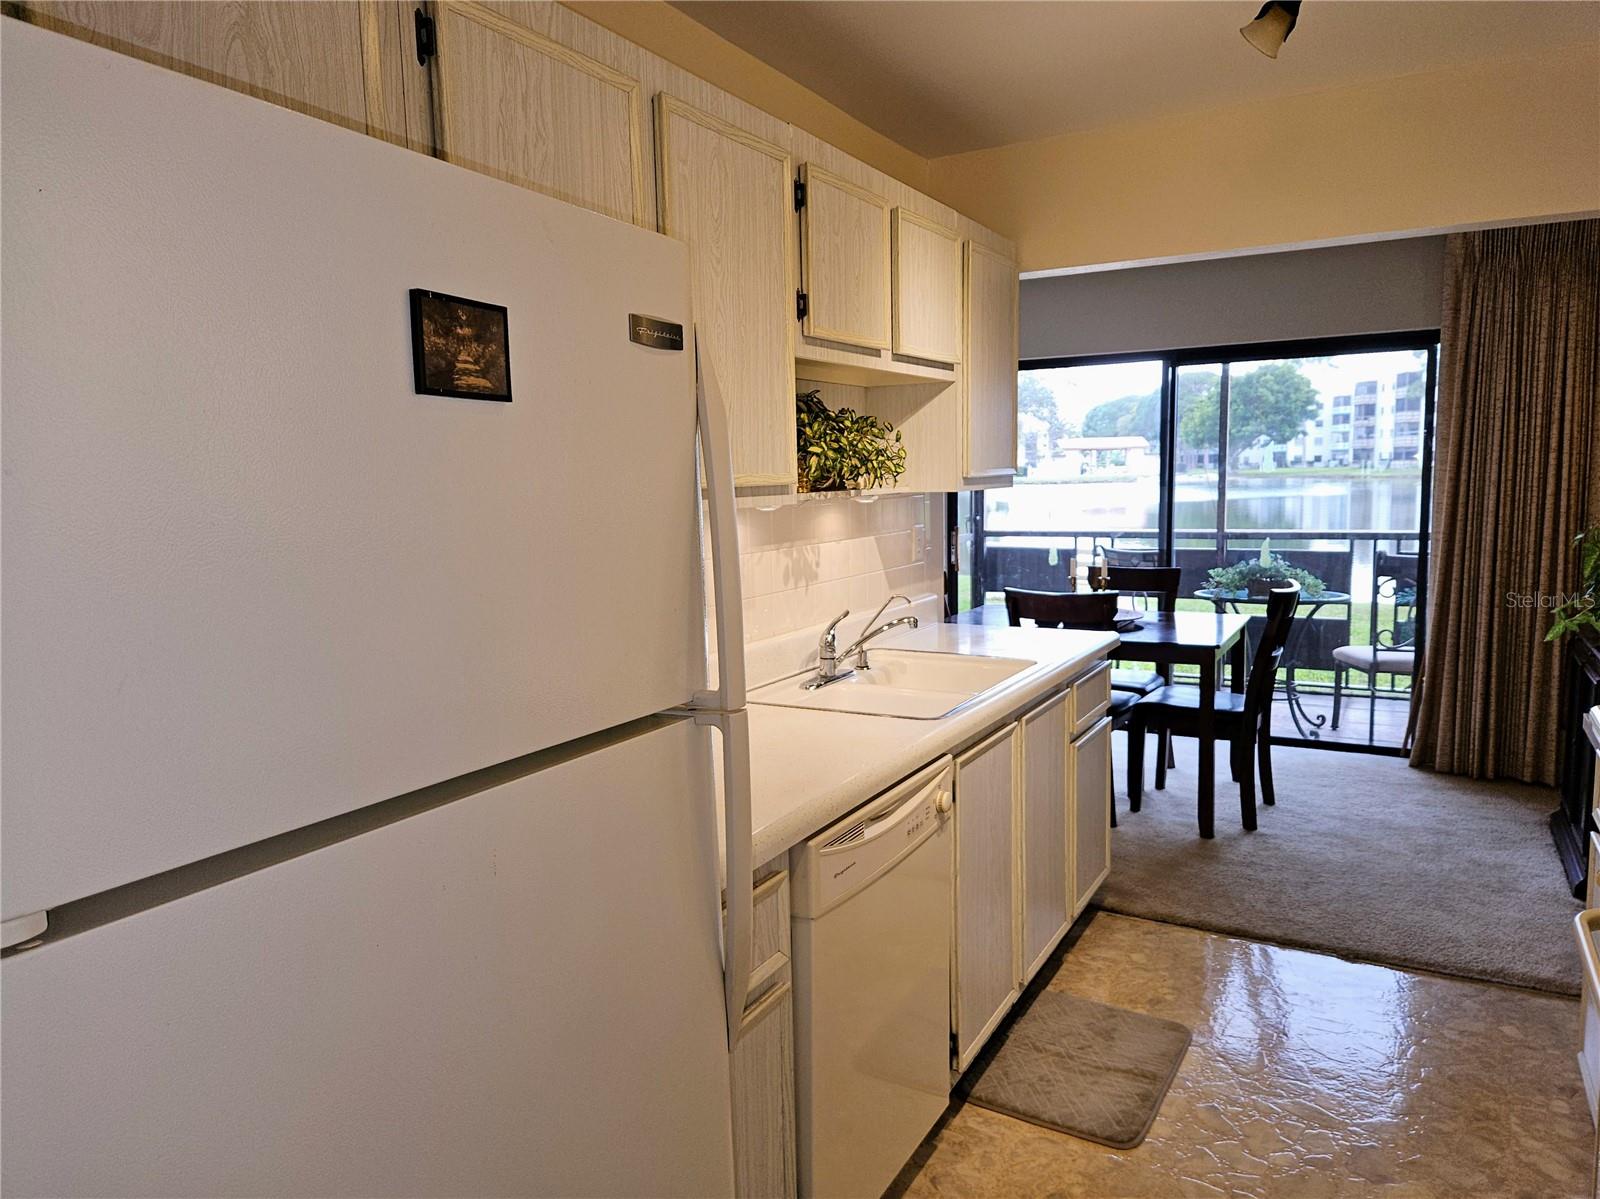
690, 328, 747, 713
697, 708, 753, 1047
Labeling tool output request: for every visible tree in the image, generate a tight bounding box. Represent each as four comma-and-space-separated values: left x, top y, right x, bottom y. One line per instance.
1018, 375, 1067, 452
1231, 363, 1320, 461
1174, 371, 1222, 452
1178, 364, 1316, 465
1083, 390, 1160, 440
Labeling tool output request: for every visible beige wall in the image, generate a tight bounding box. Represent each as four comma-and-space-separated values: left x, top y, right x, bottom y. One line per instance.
561, 1, 931, 192
564, 5, 1596, 274
927, 45, 1600, 273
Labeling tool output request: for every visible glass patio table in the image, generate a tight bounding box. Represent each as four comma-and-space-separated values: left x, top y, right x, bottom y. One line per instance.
1194, 588, 1353, 740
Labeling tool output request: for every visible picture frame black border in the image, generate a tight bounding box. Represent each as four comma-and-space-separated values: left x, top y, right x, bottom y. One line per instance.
409, 288, 513, 402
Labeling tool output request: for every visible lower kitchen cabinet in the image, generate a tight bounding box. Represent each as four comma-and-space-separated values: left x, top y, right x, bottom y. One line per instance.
1017, 691, 1071, 986
1070, 715, 1114, 917
952, 722, 1020, 1071
732, 982, 797, 1199
731, 868, 797, 1199
950, 661, 1115, 1077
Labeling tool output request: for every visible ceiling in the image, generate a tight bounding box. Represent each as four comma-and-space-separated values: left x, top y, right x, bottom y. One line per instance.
670, 1, 1600, 157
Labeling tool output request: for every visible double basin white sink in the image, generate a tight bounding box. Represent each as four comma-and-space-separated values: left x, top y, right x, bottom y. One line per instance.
748, 649, 1034, 720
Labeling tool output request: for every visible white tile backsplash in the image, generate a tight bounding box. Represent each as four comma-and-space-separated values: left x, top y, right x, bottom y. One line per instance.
715, 490, 945, 646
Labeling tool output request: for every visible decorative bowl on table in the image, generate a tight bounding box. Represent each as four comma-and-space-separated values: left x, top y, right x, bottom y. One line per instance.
1114, 608, 1145, 632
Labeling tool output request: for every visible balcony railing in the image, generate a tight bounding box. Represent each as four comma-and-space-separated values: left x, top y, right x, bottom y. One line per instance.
972, 527, 1423, 743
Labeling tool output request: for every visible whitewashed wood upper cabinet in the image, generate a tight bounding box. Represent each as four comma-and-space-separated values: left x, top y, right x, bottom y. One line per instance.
655, 95, 797, 487
1070, 715, 1113, 917
952, 722, 1019, 1072
891, 210, 963, 364
429, 1, 647, 225
1017, 691, 1071, 987
11, 0, 411, 143
20, 1, 1018, 497
964, 241, 1019, 480
798, 163, 892, 351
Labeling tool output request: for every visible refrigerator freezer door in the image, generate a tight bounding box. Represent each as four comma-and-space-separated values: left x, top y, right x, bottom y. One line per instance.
2, 25, 703, 918
0, 717, 735, 1198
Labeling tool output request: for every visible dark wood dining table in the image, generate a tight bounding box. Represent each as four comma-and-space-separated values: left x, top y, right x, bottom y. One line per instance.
1112, 611, 1251, 838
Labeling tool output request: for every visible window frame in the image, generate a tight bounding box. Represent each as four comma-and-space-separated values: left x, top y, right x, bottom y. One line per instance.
945, 328, 1442, 757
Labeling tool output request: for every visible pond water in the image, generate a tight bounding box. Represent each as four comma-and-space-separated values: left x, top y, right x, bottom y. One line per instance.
986, 472, 1423, 536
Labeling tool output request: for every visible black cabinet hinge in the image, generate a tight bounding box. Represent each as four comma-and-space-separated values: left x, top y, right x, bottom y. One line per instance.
793, 178, 806, 212
796, 290, 809, 322
415, 8, 437, 64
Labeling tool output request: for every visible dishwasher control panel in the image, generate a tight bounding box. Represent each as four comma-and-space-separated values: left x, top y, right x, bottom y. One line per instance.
794, 757, 954, 919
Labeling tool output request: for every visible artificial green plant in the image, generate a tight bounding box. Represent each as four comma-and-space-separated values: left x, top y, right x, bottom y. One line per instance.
1206, 539, 1328, 597
795, 389, 906, 493
1546, 526, 1600, 642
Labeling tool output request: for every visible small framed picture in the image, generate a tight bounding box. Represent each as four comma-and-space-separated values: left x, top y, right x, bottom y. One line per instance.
409, 289, 512, 402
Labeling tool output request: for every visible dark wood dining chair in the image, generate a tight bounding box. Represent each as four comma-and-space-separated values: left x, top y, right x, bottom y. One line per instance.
1091, 566, 1180, 695
1090, 566, 1180, 770
1004, 587, 1138, 830
1126, 581, 1299, 833
1004, 587, 1118, 629
1097, 545, 1160, 569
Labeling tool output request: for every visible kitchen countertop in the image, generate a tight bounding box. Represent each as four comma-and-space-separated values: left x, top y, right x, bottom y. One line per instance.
746, 622, 1117, 866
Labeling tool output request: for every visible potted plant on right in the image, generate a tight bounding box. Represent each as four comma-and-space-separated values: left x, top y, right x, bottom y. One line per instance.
1546, 526, 1600, 643
1206, 541, 1328, 600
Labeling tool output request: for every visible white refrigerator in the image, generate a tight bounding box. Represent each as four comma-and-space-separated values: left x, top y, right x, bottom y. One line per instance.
0, 21, 754, 1198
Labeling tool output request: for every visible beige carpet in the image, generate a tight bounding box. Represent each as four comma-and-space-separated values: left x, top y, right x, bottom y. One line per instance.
1102, 736, 1582, 995
963, 990, 1191, 1149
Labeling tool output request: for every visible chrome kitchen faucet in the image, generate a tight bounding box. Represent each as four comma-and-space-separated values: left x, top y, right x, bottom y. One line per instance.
806, 595, 919, 689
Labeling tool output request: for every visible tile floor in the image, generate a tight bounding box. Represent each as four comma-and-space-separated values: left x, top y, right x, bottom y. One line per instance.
891, 913, 1593, 1198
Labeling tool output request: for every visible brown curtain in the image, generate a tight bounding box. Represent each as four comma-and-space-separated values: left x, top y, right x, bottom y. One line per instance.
1411, 219, 1600, 784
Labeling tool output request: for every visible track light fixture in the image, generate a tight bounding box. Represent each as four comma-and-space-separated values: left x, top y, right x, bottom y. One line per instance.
1240, 1, 1302, 59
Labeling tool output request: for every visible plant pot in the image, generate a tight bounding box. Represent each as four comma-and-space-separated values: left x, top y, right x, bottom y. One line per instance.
1246, 577, 1285, 600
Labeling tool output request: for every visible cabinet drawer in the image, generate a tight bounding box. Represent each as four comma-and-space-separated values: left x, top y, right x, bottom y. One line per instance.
1070, 662, 1112, 739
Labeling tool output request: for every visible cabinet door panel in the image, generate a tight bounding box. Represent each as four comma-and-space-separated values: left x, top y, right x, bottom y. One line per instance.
1018, 692, 1070, 985
732, 980, 797, 1199
799, 164, 891, 350
15, 1, 390, 138
656, 95, 796, 486
892, 209, 963, 363
964, 241, 1018, 479
953, 722, 1019, 1071
433, 1, 645, 225
1071, 716, 1113, 917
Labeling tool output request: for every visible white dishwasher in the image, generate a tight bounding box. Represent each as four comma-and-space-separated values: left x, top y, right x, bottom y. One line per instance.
792, 757, 954, 1199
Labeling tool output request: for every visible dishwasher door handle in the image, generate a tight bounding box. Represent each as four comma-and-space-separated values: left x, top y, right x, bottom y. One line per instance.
859, 781, 943, 839
797, 758, 953, 918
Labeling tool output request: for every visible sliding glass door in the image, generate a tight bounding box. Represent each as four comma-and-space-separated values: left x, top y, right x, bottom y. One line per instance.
1173, 343, 1435, 750
953, 333, 1437, 754
976, 358, 1166, 598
